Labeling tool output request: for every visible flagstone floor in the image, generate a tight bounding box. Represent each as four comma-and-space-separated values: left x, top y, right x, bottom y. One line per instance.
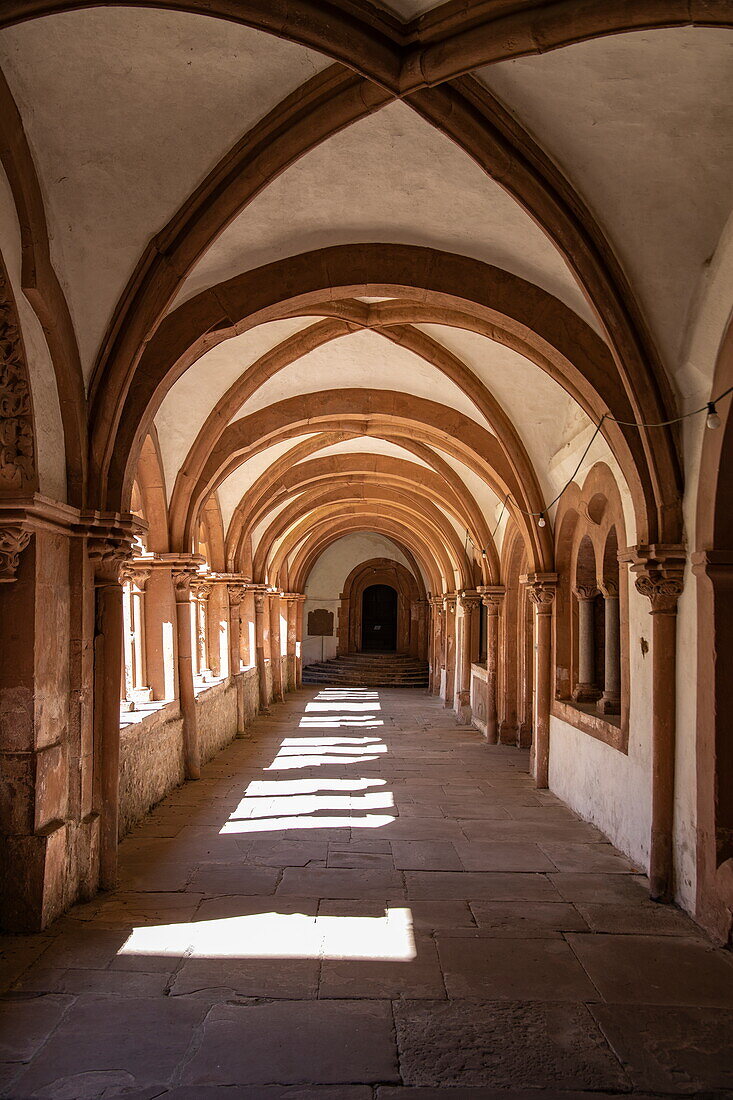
1, 686, 732, 1099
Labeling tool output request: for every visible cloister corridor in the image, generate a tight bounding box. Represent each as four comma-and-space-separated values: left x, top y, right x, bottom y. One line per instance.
1, 687, 731, 1099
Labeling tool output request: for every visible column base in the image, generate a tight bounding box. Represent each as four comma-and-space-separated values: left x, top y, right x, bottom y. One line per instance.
597, 693, 621, 716
456, 690, 472, 725
573, 684, 601, 703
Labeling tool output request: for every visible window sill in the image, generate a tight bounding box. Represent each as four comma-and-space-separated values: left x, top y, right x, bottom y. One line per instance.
552, 698, 628, 754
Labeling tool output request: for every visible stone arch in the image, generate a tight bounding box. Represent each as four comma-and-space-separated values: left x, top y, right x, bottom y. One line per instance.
337, 557, 426, 657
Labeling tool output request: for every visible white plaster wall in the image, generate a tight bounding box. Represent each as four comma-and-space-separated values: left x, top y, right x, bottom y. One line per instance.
0, 164, 66, 502
302, 532, 413, 665
549, 577, 653, 871
217, 435, 317, 538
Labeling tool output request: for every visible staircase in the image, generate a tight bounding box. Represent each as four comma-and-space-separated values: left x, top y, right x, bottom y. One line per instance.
302, 652, 429, 688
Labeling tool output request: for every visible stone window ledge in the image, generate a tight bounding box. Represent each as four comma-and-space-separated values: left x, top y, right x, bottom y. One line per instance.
471, 661, 488, 681
552, 698, 628, 754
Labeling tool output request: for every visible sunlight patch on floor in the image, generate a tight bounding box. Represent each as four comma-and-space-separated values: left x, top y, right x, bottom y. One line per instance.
118, 907, 415, 961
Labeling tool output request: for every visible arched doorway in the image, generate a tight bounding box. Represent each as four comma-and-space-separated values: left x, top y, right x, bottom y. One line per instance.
361, 585, 398, 651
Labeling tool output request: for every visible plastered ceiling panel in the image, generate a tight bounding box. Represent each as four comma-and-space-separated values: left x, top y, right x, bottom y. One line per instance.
174, 101, 597, 331
479, 28, 733, 370
0, 9, 329, 374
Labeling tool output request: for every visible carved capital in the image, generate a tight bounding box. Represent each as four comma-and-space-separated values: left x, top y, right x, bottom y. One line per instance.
0, 264, 35, 493
459, 590, 481, 611
573, 584, 598, 601
191, 578, 214, 602
428, 595, 443, 609
0, 523, 31, 582
443, 594, 457, 614
478, 585, 505, 612
253, 589, 268, 614
622, 545, 686, 614
522, 572, 558, 614
227, 583, 248, 607
599, 580, 619, 599
171, 566, 201, 601
121, 560, 152, 590
89, 536, 135, 584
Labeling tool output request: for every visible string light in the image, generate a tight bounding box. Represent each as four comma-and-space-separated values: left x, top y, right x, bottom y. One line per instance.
464, 385, 731, 561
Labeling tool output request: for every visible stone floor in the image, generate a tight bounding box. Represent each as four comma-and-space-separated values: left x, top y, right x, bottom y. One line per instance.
1, 687, 732, 1099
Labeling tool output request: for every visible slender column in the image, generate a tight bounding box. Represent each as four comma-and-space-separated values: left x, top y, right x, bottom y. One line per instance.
598, 581, 621, 715
457, 592, 480, 723
522, 573, 558, 789
479, 586, 505, 744
172, 564, 202, 781
226, 582, 247, 678
89, 536, 135, 889
270, 591, 284, 702
443, 594, 456, 707
191, 579, 213, 683
628, 549, 685, 901
573, 584, 600, 702
120, 563, 152, 707
428, 596, 442, 694
253, 588, 270, 710
294, 595, 306, 687
284, 595, 298, 692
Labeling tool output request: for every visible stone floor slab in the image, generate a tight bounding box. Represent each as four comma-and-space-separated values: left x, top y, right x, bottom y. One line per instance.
405, 871, 561, 901
436, 934, 600, 1000
180, 1000, 399, 1086
392, 1000, 630, 1089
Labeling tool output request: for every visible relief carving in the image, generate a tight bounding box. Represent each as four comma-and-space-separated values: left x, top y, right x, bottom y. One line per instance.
0, 264, 35, 491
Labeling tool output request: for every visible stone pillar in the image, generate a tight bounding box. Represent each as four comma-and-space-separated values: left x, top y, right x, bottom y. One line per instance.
284, 595, 298, 691
172, 563, 203, 781
89, 534, 136, 889
598, 581, 621, 715
522, 573, 558, 789
253, 588, 270, 710
428, 596, 442, 694
627, 548, 685, 901
270, 591, 284, 703
225, 580, 248, 735
443, 594, 456, 707
573, 585, 600, 702
191, 579, 213, 683
456, 592, 480, 723
121, 563, 152, 706
294, 595, 306, 687
479, 586, 505, 744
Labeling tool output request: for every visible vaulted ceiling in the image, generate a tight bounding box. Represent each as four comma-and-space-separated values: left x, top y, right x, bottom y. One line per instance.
1, 3, 731, 590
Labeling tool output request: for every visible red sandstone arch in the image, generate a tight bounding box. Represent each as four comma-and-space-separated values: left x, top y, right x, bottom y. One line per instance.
252, 487, 473, 587
168, 316, 543, 553
100, 247, 662, 552
226, 455, 497, 581
134, 430, 168, 553
336, 557, 426, 657
0, 71, 86, 505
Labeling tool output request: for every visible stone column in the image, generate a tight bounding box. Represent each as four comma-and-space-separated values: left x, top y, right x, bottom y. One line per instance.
270, 591, 284, 703
284, 595, 298, 692
121, 563, 152, 705
573, 584, 600, 702
598, 581, 621, 715
522, 573, 558, 789
479, 586, 505, 744
443, 594, 457, 707
191, 579, 213, 683
428, 596, 442, 694
89, 535, 135, 889
627, 548, 685, 901
456, 592, 480, 723
253, 588, 270, 710
225, 581, 247, 735
294, 595, 306, 687
172, 563, 203, 781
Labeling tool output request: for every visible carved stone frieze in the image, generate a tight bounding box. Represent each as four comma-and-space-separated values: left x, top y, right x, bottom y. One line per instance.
0, 264, 35, 492
0, 523, 31, 581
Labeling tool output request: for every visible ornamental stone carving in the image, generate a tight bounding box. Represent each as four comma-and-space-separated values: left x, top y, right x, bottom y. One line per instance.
88, 536, 135, 585
443, 594, 457, 614
573, 584, 599, 601
0, 264, 35, 492
478, 585, 505, 612
522, 573, 558, 614
622, 546, 686, 614
0, 524, 31, 581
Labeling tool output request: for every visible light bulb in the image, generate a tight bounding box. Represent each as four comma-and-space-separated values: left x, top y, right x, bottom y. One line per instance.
481, 549, 487, 559
537, 513, 546, 528
706, 402, 721, 430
